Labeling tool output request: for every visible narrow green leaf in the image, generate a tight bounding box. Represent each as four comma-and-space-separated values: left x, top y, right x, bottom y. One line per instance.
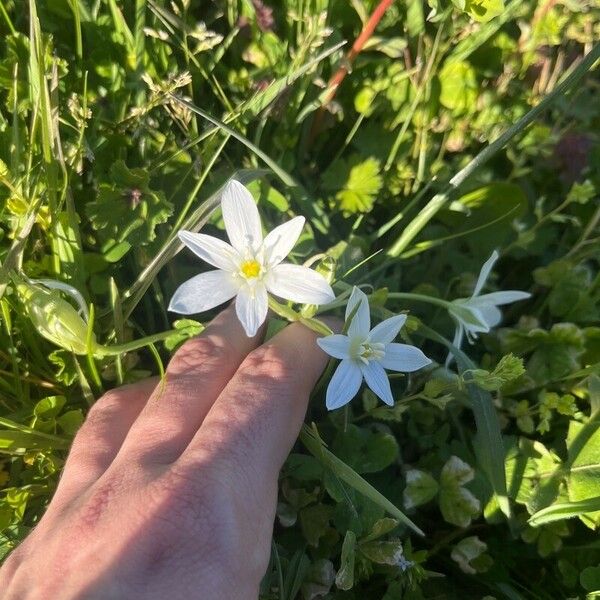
388, 42, 600, 257
300, 425, 424, 536
416, 324, 511, 520
528, 496, 600, 527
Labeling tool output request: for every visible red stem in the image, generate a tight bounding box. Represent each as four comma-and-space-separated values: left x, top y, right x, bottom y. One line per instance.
309, 0, 395, 141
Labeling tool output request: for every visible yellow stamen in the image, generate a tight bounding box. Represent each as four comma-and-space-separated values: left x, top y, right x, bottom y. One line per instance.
240, 259, 261, 279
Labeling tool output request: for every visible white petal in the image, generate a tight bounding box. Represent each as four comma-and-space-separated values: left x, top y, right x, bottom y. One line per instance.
168, 271, 238, 314
263, 216, 305, 267
326, 359, 363, 411
449, 302, 489, 334
316, 334, 351, 360
178, 230, 238, 271
369, 314, 407, 344
34, 279, 89, 320
265, 264, 335, 305
235, 283, 268, 337
345, 286, 370, 339
479, 304, 502, 328
221, 180, 263, 253
445, 324, 464, 367
464, 307, 490, 334
473, 291, 531, 306
381, 343, 432, 372
473, 250, 499, 296
361, 360, 393, 406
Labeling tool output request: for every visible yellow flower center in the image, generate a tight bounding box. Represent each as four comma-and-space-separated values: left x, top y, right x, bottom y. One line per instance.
240, 259, 261, 279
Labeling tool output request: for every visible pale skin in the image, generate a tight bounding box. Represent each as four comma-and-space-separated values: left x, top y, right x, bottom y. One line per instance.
0, 305, 330, 599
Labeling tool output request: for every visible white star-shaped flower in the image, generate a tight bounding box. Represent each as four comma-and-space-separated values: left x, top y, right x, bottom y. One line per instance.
169, 180, 335, 337
316, 287, 432, 410
447, 250, 531, 354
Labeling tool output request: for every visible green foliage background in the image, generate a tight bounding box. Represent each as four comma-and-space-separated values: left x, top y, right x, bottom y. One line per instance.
0, 0, 599, 597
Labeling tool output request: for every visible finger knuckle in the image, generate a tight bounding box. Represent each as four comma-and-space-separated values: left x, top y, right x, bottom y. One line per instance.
237, 344, 294, 387
167, 335, 231, 378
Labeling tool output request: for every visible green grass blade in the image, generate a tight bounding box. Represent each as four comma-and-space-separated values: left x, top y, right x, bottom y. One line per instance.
416, 323, 511, 520
388, 41, 600, 257
168, 93, 299, 188
528, 496, 600, 527
300, 424, 425, 536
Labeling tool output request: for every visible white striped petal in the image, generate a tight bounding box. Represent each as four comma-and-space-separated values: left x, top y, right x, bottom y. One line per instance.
381, 343, 432, 372
235, 282, 268, 337
326, 359, 363, 411
479, 304, 502, 328
178, 231, 238, 271
168, 270, 238, 314
345, 287, 370, 339
446, 323, 465, 366
361, 360, 393, 406
369, 314, 407, 344
263, 216, 305, 267
317, 334, 351, 360
265, 263, 335, 305
449, 302, 489, 334
473, 291, 531, 306
473, 250, 499, 296
221, 180, 263, 254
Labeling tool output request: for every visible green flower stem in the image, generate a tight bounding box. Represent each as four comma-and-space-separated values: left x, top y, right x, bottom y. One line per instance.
388, 41, 600, 257
95, 329, 178, 357
299, 317, 333, 337
386, 292, 451, 309
268, 297, 333, 336
85, 304, 102, 389
268, 296, 299, 321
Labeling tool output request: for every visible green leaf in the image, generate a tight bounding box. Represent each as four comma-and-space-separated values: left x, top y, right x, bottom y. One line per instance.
444, 183, 528, 255
323, 156, 383, 215
56, 410, 84, 436
86, 160, 173, 252
300, 425, 424, 536
533, 261, 598, 323
439, 60, 478, 114
581, 565, 600, 593
299, 504, 333, 546
301, 559, 335, 600
417, 323, 511, 520
33, 395, 66, 420
283, 551, 310, 600
528, 496, 600, 527
505, 323, 585, 385
566, 419, 600, 528
439, 456, 481, 527
360, 540, 406, 566
463, 0, 504, 23
332, 425, 399, 474
403, 469, 439, 509
470, 354, 525, 391
360, 518, 399, 543
163, 319, 205, 352
450, 536, 489, 574
335, 531, 356, 590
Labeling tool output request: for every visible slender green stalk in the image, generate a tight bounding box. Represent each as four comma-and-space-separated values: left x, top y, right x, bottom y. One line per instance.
387, 291, 450, 309
0, 0, 15, 35
388, 42, 600, 257
384, 23, 445, 172
96, 329, 179, 357
68, 0, 82, 59
85, 304, 102, 389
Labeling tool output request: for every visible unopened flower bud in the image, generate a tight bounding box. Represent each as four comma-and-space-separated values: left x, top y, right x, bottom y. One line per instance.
17, 280, 96, 355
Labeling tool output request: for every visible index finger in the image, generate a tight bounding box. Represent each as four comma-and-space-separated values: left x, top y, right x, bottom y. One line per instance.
180, 322, 328, 478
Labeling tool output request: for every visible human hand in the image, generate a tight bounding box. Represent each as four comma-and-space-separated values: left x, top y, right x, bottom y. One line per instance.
0, 305, 328, 599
